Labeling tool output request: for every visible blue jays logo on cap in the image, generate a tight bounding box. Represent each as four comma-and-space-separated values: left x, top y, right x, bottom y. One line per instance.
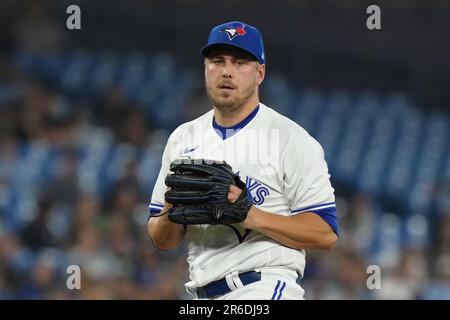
200, 21, 265, 64
220, 25, 247, 41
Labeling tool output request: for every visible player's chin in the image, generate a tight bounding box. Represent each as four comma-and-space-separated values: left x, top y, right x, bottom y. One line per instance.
212, 95, 236, 108
216, 89, 235, 98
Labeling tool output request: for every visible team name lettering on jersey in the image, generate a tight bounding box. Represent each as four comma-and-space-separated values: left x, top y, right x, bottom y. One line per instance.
246, 176, 269, 205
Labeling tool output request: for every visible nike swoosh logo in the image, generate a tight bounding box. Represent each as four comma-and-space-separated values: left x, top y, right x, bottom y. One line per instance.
183, 145, 199, 155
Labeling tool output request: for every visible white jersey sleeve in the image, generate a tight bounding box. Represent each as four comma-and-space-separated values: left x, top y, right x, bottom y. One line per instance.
283, 135, 338, 234
148, 133, 176, 217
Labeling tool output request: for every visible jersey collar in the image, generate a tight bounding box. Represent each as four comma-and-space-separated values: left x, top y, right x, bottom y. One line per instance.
212, 104, 260, 140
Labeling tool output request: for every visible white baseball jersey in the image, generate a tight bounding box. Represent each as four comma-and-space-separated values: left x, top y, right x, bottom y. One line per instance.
149, 103, 338, 296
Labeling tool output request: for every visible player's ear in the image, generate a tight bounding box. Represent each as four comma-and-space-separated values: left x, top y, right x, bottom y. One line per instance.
257, 63, 265, 85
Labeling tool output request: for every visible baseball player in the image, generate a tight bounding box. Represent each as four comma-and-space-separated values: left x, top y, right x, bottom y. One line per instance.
147, 21, 338, 300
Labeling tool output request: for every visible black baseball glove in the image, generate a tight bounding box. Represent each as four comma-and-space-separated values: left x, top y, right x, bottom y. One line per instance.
164, 159, 253, 225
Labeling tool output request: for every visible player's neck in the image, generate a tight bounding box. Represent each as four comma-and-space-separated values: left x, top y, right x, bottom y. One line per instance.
213, 97, 259, 127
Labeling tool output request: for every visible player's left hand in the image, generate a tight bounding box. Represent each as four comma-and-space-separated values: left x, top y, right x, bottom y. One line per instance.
228, 185, 258, 229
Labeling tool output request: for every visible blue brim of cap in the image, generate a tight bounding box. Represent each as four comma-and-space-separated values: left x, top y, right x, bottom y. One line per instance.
200, 42, 262, 64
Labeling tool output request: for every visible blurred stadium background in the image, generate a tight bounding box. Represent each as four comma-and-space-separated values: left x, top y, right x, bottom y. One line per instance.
1, 0, 450, 299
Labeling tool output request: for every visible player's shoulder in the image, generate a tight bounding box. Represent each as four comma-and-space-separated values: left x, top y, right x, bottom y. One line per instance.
259, 103, 313, 142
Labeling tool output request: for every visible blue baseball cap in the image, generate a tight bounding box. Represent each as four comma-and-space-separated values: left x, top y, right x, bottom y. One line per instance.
200, 21, 265, 64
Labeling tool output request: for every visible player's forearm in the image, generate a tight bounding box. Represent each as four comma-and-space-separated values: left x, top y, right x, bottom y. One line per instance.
147, 213, 185, 250
242, 207, 337, 250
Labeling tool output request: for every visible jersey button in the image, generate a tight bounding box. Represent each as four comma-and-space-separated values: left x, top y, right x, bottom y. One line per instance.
200, 265, 205, 271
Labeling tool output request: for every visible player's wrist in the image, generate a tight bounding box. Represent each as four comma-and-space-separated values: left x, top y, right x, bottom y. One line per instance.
241, 205, 261, 229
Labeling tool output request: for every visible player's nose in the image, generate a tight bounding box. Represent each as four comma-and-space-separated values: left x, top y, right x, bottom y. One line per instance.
221, 60, 233, 78
222, 71, 232, 79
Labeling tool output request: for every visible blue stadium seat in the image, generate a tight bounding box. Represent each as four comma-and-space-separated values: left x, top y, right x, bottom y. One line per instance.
119, 52, 149, 101
89, 50, 120, 92
373, 213, 402, 260
59, 49, 94, 95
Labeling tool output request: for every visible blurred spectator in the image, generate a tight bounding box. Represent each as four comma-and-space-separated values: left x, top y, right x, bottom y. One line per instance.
333, 249, 371, 299
70, 194, 103, 243
419, 252, 450, 300
374, 247, 428, 300
339, 194, 377, 253
21, 198, 57, 250
67, 224, 123, 282
17, 248, 64, 299
95, 86, 134, 132
120, 108, 151, 147
436, 215, 450, 253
